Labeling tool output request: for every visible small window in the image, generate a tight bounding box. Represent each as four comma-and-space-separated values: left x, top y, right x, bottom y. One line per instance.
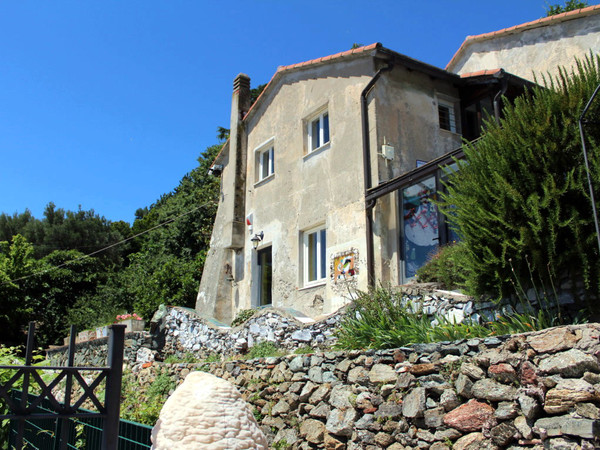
438, 100, 456, 133
303, 226, 327, 285
307, 111, 330, 152
258, 146, 274, 181
254, 139, 275, 183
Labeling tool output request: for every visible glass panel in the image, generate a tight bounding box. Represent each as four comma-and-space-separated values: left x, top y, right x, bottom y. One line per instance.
402, 176, 439, 279
319, 229, 326, 279
260, 151, 269, 179
322, 113, 329, 144
438, 105, 451, 131
311, 119, 320, 150
307, 232, 317, 281
269, 147, 274, 175
258, 247, 272, 306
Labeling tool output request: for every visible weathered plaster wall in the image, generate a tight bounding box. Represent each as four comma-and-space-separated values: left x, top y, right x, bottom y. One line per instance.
371, 67, 463, 285
448, 13, 600, 82
240, 57, 376, 318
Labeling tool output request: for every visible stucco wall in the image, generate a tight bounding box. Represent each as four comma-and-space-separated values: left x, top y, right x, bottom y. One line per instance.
240, 57, 376, 319
448, 13, 600, 81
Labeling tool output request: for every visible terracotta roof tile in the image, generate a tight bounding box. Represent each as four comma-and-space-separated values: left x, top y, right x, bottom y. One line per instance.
447, 4, 600, 70
460, 68, 502, 78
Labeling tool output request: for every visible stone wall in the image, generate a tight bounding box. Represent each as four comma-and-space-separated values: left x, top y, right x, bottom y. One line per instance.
46, 332, 151, 367
130, 323, 600, 449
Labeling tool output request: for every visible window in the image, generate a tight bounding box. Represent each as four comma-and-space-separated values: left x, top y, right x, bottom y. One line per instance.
438, 100, 457, 133
254, 138, 275, 183
307, 111, 330, 152
256, 246, 272, 306
303, 226, 327, 285
258, 146, 274, 181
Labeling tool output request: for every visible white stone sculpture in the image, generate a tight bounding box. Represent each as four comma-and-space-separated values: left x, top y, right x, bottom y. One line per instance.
151, 371, 267, 450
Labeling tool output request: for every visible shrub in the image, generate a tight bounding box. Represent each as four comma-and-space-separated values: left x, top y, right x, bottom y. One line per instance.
231, 308, 258, 327
441, 55, 600, 311
245, 341, 285, 359
416, 242, 468, 290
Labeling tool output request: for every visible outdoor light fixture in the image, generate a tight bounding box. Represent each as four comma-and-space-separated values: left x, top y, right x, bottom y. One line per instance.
251, 231, 264, 250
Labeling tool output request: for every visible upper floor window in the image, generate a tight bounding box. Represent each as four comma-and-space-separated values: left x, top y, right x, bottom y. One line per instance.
254, 138, 275, 184
438, 100, 457, 133
303, 226, 327, 285
308, 110, 330, 152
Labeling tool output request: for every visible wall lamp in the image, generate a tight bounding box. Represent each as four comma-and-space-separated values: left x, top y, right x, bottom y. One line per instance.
251, 231, 264, 250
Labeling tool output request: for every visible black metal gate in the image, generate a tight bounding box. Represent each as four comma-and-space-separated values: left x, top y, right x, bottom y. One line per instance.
0, 322, 126, 450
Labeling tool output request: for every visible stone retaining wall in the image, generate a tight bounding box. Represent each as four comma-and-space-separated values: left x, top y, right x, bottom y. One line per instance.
130, 323, 600, 449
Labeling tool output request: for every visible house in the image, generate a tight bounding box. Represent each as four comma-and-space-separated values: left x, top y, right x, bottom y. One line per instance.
447, 4, 600, 81
195, 42, 534, 324
196, 8, 600, 325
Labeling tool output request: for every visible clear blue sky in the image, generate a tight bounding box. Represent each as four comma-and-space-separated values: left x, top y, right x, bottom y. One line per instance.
0, 1, 568, 223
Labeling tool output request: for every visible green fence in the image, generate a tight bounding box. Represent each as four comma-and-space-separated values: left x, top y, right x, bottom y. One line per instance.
8, 391, 152, 449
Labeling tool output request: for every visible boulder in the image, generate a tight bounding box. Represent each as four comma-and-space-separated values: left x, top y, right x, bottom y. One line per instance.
151, 372, 267, 450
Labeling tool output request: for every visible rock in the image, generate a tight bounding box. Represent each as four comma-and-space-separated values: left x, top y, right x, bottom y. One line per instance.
517, 393, 540, 420
495, 401, 518, 420
271, 399, 290, 416
519, 360, 538, 386
309, 402, 330, 419
324, 433, 345, 450
402, 387, 426, 418
409, 363, 436, 376
443, 399, 495, 432
440, 389, 461, 411
308, 366, 323, 383
299, 382, 317, 402
461, 363, 485, 380
434, 428, 462, 441
374, 402, 403, 420
325, 407, 357, 437
489, 422, 517, 447
488, 363, 518, 384
527, 327, 579, 354
274, 428, 298, 446
538, 349, 599, 377
369, 364, 397, 384
453, 432, 488, 450
374, 432, 395, 447
471, 379, 517, 402
534, 415, 600, 439
150, 372, 267, 450
575, 402, 600, 419
347, 366, 369, 384
300, 418, 326, 444
289, 356, 305, 372
424, 407, 445, 428
544, 378, 598, 414
291, 330, 312, 342
329, 385, 353, 410
395, 372, 416, 389
455, 373, 473, 398
514, 415, 533, 440
543, 437, 583, 450
309, 384, 331, 404
354, 413, 374, 430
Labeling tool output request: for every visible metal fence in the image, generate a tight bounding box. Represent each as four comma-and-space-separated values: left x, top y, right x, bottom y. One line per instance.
8, 390, 152, 449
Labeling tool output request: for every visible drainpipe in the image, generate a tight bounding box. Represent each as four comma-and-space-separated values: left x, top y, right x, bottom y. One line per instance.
493, 70, 508, 123
361, 62, 393, 287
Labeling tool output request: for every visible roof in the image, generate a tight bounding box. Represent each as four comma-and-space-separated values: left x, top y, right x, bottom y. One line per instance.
447, 4, 600, 71
244, 42, 462, 123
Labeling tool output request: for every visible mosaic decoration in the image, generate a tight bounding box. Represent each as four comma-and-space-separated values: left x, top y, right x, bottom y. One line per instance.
330, 248, 359, 284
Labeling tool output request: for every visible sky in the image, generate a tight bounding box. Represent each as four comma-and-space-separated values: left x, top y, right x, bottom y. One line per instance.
0, 1, 571, 223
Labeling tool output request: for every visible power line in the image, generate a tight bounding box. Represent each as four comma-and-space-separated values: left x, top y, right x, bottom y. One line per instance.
1, 201, 214, 286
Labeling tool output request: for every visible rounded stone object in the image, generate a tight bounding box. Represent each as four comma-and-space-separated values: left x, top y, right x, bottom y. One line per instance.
151, 371, 267, 449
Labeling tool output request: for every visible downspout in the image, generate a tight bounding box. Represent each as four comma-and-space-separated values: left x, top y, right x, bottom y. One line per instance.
493, 70, 508, 123
361, 62, 393, 287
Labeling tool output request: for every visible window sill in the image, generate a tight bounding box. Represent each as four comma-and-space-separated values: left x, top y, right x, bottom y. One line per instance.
439, 128, 461, 138
254, 173, 275, 187
303, 142, 330, 160
298, 280, 327, 291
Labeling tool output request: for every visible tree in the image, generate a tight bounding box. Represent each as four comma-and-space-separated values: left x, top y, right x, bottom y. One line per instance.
546, 0, 588, 16
441, 56, 600, 310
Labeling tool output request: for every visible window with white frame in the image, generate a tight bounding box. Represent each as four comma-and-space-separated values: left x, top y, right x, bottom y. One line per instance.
307, 110, 330, 152
438, 100, 457, 133
303, 226, 327, 285
254, 139, 275, 183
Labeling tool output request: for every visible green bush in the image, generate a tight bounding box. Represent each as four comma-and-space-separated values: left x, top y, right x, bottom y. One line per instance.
334, 285, 567, 350
120, 372, 175, 425
231, 308, 258, 327
416, 242, 468, 290
441, 55, 600, 310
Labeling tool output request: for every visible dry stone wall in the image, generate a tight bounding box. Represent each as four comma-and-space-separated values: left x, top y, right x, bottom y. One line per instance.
131, 323, 600, 449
